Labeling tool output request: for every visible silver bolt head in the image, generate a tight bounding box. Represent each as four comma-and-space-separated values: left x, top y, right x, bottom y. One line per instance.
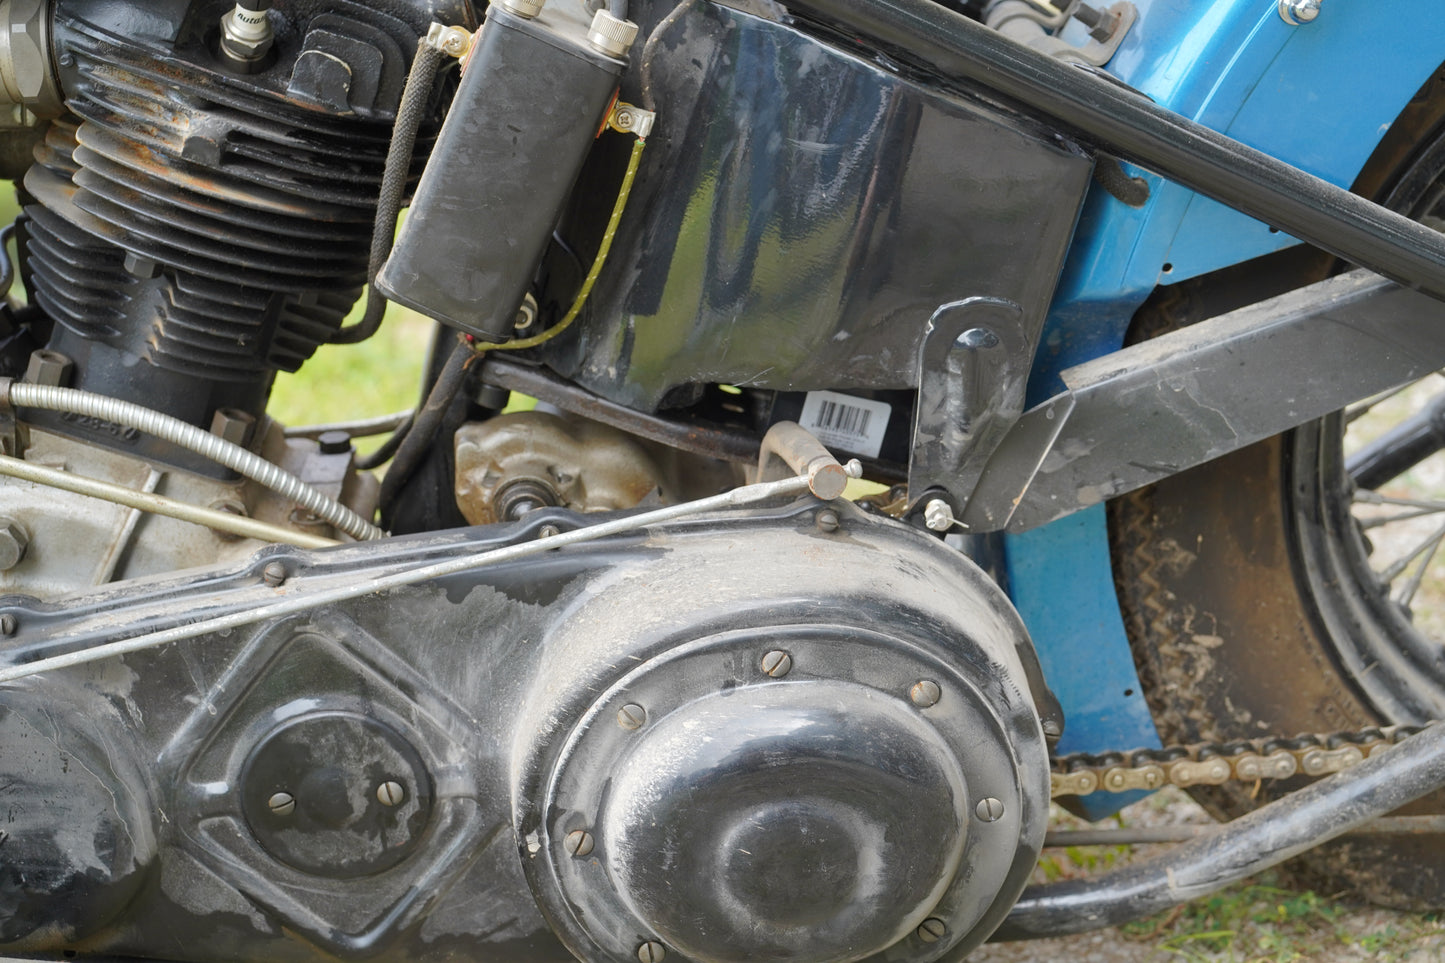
0, 519, 28, 571
1278, 0, 1321, 24
816, 509, 840, 533
761, 649, 793, 678
923, 498, 954, 532
538, 524, 562, 539
564, 828, 595, 857
637, 941, 667, 963
587, 9, 640, 58
377, 780, 405, 807
617, 703, 647, 730
910, 679, 941, 708
975, 797, 1005, 822
268, 791, 296, 816
917, 917, 947, 943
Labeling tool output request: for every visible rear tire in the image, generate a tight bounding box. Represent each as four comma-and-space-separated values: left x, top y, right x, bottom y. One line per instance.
1109, 62, 1445, 909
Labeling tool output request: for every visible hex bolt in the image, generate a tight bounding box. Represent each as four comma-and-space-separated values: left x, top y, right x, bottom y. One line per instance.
564, 829, 595, 858
376, 780, 405, 807
637, 941, 667, 963
0, 613, 16, 636
617, 703, 647, 731
917, 917, 947, 944
910, 680, 942, 708
261, 561, 288, 587
268, 791, 296, 816
816, 509, 840, 533
975, 797, 1006, 823
317, 430, 352, 455
24, 349, 73, 388
761, 650, 793, 678
210, 407, 257, 448
0, 518, 28, 571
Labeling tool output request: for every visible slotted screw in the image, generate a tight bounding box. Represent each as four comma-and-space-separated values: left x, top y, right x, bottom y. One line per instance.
268, 791, 295, 816
377, 780, 405, 807
917, 917, 947, 943
761, 650, 793, 678
564, 829, 595, 857
637, 941, 666, 963
975, 797, 1005, 822
618, 703, 647, 730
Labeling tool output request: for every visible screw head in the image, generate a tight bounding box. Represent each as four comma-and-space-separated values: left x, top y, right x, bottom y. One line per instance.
975, 797, 1005, 822
917, 917, 947, 943
816, 509, 840, 533
262, 560, 288, 587
761, 650, 793, 678
637, 941, 666, 963
617, 703, 647, 730
564, 829, 595, 857
0, 613, 14, 636
910, 680, 941, 708
268, 791, 296, 816
376, 780, 405, 807
1279, 0, 1321, 23
538, 524, 562, 539
1041, 719, 1063, 738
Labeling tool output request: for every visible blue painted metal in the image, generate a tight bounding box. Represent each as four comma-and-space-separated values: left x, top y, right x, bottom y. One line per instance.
1005, 505, 1160, 819
1007, 0, 1445, 817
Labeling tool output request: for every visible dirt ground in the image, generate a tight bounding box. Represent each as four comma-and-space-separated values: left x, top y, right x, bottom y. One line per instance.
972, 789, 1445, 962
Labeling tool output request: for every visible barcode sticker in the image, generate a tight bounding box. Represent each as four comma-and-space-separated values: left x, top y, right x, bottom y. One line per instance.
799, 390, 891, 459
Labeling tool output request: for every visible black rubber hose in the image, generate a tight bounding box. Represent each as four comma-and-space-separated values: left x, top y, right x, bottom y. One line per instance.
331, 37, 445, 344
355, 411, 416, 471
608, 0, 628, 20
377, 335, 472, 510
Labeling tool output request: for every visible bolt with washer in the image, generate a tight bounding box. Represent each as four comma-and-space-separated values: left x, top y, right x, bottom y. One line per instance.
923, 498, 955, 532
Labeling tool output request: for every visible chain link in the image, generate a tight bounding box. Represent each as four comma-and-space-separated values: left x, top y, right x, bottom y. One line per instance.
1049, 724, 1427, 798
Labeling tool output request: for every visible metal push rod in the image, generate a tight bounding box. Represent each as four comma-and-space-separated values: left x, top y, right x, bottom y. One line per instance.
782, 0, 1445, 300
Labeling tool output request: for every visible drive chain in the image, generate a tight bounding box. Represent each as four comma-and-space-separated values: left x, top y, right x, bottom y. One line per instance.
1049, 724, 1428, 798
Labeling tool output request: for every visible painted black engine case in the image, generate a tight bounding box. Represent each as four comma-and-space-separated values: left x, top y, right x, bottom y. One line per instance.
0, 502, 1049, 963
542, 1, 1094, 410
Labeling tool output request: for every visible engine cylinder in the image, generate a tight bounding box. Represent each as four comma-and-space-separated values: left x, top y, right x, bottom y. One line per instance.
14, 0, 468, 458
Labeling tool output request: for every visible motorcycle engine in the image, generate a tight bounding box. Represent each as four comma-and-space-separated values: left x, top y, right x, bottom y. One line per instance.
0, 1, 1066, 960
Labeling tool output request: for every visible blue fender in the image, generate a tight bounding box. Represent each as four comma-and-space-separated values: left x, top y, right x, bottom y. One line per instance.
1007, 0, 1445, 817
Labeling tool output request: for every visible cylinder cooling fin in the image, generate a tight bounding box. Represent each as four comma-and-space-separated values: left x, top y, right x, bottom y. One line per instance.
15, 0, 469, 431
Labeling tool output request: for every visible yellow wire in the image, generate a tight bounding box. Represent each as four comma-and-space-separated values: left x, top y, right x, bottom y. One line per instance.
476, 135, 647, 354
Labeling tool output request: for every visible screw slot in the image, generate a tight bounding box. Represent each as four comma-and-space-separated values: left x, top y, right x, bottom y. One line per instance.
376, 780, 405, 807
761, 650, 793, 678
917, 917, 947, 943
975, 797, 1005, 822
564, 829, 595, 857
637, 941, 667, 963
267, 791, 296, 816
617, 703, 647, 730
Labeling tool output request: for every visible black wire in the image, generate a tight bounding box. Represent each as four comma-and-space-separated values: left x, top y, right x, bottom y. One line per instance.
331, 37, 445, 344
377, 335, 472, 511
354, 411, 415, 471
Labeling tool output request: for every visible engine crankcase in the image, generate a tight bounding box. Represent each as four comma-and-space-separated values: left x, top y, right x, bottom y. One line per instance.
0, 501, 1048, 962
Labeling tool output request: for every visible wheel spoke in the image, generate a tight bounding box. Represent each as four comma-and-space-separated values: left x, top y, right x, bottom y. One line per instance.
1353, 490, 1445, 514
1358, 507, 1445, 529
1396, 529, 1445, 609
1346, 382, 1417, 424
1376, 517, 1445, 585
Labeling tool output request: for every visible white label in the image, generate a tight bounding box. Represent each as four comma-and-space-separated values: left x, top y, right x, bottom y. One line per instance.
799, 390, 891, 459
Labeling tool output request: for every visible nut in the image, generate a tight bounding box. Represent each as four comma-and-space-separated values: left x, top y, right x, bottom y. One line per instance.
923, 498, 955, 533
